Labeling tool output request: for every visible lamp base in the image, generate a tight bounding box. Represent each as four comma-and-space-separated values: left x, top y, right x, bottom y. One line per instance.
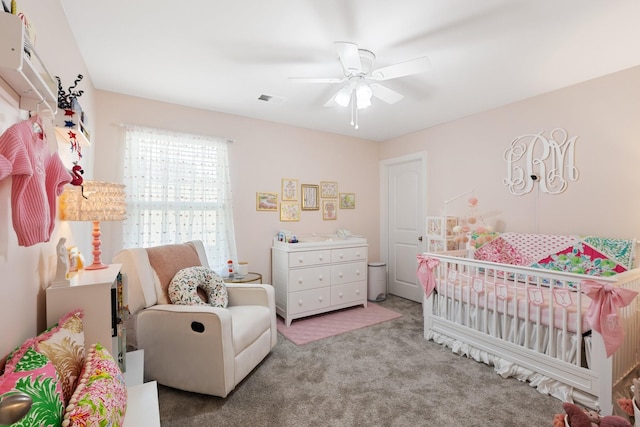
85, 220, 108, 270
85, 262, 108, 270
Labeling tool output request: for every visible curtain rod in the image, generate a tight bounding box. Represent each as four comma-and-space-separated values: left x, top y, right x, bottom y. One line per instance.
114, 122, 235, 143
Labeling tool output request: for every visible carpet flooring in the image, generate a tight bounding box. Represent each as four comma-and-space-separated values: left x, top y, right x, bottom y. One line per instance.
277, 303, 402, 345
157, 294, 564, 426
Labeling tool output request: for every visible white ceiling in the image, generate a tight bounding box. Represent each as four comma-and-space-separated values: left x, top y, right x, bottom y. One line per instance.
59, 0, 640, 142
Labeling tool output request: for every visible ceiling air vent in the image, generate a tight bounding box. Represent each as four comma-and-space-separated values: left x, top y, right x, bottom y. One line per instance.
258, 94, 286, 105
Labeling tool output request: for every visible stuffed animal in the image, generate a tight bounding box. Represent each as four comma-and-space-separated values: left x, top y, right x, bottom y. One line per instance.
561, 402, 632, 427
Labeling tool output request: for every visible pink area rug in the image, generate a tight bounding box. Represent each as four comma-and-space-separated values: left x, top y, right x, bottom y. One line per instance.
277, 303, 402, 345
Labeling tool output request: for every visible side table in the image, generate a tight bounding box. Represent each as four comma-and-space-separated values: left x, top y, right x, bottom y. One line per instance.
224, 272, 262, 284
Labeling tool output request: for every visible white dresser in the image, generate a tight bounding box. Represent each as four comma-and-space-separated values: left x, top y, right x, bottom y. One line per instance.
272, 235, 368, 326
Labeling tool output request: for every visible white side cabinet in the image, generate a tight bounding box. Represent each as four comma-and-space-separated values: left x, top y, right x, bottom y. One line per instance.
272, 236, 368, 326
46, 264, 126, 369
46, 267, 160, 425
123, 350, 160, 427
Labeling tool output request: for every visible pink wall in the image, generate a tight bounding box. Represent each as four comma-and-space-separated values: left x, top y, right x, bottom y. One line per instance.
381, 66, 640, 240
2, 0, 639, 362
93, 92, 381, 284
0, 0, 96, 359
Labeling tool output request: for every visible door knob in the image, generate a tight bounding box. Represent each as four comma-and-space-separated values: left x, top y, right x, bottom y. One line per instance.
418, 236, 423, 241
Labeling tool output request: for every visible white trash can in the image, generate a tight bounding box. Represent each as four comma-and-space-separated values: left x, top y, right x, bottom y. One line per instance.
367, 262, 387, 302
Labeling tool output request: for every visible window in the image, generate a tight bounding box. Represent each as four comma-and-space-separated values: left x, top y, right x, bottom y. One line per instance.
123, 125, 237, 273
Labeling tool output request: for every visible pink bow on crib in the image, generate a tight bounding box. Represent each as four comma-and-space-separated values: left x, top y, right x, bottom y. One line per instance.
581, 279, 639, 357
417, 255, 440, 298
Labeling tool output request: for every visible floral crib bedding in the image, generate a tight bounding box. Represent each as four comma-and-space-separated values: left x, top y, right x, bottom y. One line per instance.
473, 232, 636, 277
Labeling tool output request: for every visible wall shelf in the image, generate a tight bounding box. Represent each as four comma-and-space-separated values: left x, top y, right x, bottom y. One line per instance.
0, 12, 57, 113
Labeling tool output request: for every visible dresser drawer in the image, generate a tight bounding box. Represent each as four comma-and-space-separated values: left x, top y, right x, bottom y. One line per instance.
331, 246, 368, 263
288, 266, 331, 292
331, 261, 367, 285
288, 250, 331, 268
288, 287, 331, 315
331, 281, 366, 306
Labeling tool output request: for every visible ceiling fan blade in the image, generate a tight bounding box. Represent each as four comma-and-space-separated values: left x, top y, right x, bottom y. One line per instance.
371, 83, 404, 104
334, 41, 362, 74
288, 77, 344, 84
370, 56, 431, 81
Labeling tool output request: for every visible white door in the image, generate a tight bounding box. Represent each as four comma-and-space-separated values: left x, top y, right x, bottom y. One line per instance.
381, 153, 426, 302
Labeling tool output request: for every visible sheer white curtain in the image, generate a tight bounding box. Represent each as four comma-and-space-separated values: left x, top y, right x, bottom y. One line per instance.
123, 125, 237, 274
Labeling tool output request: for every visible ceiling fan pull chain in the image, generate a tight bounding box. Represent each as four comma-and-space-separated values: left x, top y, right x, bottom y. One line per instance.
354, 103, 359, 130
350, 92, 355, 127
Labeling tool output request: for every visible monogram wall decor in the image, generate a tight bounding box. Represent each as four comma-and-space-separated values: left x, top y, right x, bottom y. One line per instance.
503, 128, 579, 196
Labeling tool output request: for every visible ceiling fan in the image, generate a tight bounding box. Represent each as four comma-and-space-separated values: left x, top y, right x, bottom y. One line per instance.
290, 42, 431, 129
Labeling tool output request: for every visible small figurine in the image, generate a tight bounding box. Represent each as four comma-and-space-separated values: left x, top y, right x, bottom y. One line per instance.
52, 237, 70, 286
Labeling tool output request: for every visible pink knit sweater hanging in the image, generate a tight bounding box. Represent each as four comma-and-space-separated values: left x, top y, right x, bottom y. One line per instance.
0, 116, 72, 246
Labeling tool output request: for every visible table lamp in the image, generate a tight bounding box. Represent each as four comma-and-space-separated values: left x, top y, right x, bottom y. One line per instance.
59, 181, 126, 270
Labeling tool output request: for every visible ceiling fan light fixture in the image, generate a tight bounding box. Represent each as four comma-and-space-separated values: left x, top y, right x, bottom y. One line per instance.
356, 82, 372, 109
334, 86, 352, 108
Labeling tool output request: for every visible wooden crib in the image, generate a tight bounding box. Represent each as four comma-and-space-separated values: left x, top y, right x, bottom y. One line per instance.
422, 249, 640, 414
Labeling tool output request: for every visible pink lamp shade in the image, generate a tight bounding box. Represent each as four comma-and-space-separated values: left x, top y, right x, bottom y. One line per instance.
59, 181, 126, 270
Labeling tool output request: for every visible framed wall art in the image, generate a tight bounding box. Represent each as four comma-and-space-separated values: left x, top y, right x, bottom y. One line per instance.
256, 192, 278, 211
322, 199, 337, 220
281, 178, 298, 201
301, 184, 319, 210
280, 202, 300, 221
339, 193, 355, 209
320, 181, 338, 198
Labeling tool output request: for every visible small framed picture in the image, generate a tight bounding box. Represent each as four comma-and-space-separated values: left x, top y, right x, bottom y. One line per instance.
256, 192, 278, 211
281, 178, 298, 201
322, 199, 337, 220
301, 184, 319, 210
280, 202, 300, 221
320, 181, 338, 198
339, 193, 355, 209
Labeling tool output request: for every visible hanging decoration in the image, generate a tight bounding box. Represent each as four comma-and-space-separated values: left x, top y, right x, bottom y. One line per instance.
70, 163, 84, 186
54, 74, 88, 181
56, 74, 85, 110
503, 128, 579, 196
452, 197, 497, 249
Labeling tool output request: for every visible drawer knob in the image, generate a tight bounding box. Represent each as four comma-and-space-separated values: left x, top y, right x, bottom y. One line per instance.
356, 289, 360, 295
318, 296, 323, 302
339, 253, 344, 259
298, 300, 303, 306
318, 275, 323, 281
339, 292, 343, 298
298, 277, 303, 284
298, 257, 304, 264
319, 256, 324, 261
339, 272, 343, 278
355, 252, 360, 257
356, 270, 360, 275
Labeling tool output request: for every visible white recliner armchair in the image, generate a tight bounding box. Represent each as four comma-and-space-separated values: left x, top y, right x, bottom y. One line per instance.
113, 241, 277, 398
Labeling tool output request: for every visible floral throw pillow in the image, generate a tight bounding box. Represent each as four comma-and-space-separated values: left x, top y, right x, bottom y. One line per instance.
36, 310, 85, 404
62, 343, 127, 427
0, 343, 65, 427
